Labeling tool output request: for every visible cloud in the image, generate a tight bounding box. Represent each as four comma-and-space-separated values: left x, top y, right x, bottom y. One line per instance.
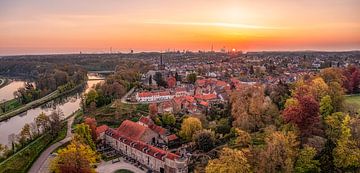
144, 20, 282, 29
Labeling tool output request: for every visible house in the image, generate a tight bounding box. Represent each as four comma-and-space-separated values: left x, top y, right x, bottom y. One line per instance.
117, 120, 162, 144
174, 87, 189, 97
103, 128, 188, 173
136, 91, 174, 102
159, 101, 174, 113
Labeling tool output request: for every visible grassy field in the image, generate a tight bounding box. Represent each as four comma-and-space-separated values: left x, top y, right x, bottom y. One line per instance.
114, 169, 134, 173
345, 95, 360, 105
0, 99, 22, 115
344, 95, 360, 114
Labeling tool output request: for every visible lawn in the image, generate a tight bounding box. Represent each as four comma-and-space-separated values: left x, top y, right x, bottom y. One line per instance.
344, 95, 360, 114
0, 99, 22, 115
114, 169, 134, 173
345, 95, 360, 106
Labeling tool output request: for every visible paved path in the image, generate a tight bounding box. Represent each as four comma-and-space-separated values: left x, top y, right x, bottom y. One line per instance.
28, 115, 75, 173
120, 87, 136, 104
96, 159, 146, 173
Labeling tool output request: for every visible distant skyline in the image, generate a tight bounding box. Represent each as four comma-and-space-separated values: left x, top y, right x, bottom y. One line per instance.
0, 0, 359, 55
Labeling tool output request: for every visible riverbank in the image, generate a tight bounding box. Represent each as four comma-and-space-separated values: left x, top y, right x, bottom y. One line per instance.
0, 81, 85, 122
0, 78, 9, 89
0, 109, 80, 173
0, 122, 67, 173
28, 111, 79, 173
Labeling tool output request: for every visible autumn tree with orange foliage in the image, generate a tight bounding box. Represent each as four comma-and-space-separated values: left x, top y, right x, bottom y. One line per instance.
231, 84, 279, 132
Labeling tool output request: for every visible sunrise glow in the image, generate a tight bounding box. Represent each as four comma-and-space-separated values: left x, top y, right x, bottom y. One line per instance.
0, 0, 359, 55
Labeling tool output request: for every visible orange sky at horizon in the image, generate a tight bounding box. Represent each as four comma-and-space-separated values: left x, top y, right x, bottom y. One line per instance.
0, 0, 359, 55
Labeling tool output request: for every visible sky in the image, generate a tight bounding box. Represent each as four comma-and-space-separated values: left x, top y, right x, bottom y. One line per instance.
0, 0, 359, 55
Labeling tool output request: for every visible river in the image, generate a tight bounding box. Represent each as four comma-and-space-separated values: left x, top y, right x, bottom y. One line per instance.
0, 74, 104, 146
0, 81, 26, 103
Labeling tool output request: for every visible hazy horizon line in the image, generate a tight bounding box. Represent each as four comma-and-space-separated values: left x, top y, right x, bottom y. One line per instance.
1, 49, 360, 57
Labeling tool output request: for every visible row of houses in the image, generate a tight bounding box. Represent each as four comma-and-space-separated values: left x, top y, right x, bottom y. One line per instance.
96, 117, 188, 173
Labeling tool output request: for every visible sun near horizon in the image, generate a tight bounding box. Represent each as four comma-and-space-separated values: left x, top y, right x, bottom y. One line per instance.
0, 0, 359, 55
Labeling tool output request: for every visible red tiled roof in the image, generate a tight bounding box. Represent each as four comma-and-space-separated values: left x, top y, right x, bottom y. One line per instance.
196, 79, 207, 86
166, 152, 179, 160
194, 94, 217, 100
149, 124, 167, 135
185, 96, 195, 102
105, 128, 179, 161
96, 125, 109, 135
175, 87, 186, 92
167, 134, 178, 141
199, 101, 209, 107
117, 120, 147, 140
161, 101, 173, 109
139, 117, 151, 125
138, 92, 152, 97
216, 80, 227, 87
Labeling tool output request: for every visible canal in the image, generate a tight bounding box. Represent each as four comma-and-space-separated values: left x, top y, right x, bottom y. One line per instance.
0, 74, 103, 146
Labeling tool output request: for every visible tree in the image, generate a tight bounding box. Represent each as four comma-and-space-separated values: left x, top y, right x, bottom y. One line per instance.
186, 73, 197, 84
324, 112, 345, 142
215, 118, 231, 135
332, 114, 360, 170
310, 77, 329, 101
84, 118, 97, 141
161, 112, 176, 126
234, 128, 251, 147
206, 148, 251, 173
327, 81, 344, 112
175, 71, 181, 81
342, 65, 360, 94
51, 139, 98, 173
258, 131, 299, 173
49, 109, 63, 137
85, 90, 98, 106
148, 75, 152, 85
35, 112, 50, 134
148, 103, 158, 120
319, 95, 333, 118
75, 124, 96, 150
192, 129, 215, 152
231, 85, 279, 132
319, 68, 344, 85
295, 146, 321, 173
267, 80, 290, 110
154, 72, 167, 87
179, 117, 202, 141
282, 94, 322, 139
18, 123, 31, 145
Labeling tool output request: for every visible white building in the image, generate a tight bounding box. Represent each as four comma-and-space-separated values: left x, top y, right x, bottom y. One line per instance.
102, 128, 188, 173
136, 91, 174, 102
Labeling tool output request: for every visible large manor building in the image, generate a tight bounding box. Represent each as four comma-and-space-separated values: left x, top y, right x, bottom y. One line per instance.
97, 118, 188, 173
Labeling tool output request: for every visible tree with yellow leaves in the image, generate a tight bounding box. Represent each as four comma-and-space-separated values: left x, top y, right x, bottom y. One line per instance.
179, 117, 202, 141
258, 131, 299, 173
333, 114, 360, 170
51, 138, 99, 173
205, 147, 251, 173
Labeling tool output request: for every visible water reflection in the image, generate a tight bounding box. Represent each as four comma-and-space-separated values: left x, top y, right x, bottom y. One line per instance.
0, 75, 103, 146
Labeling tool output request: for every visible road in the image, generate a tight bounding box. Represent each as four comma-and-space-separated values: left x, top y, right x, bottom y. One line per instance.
28, 115, 75, 173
